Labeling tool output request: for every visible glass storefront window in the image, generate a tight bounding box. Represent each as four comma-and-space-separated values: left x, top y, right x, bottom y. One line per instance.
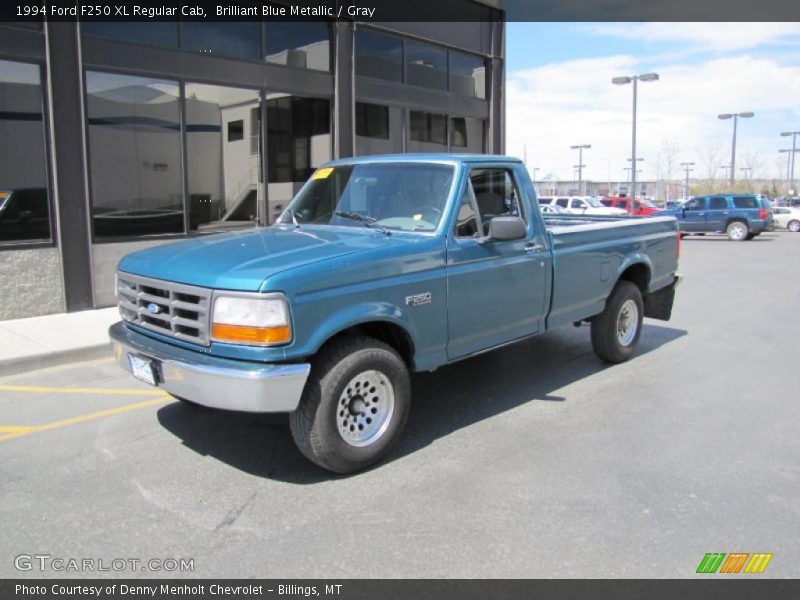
265, 21, 331, 71
449, 50, 486, 99
266, 94, 330, 224
450, 117, 485, 153
356, 102, 389, 139
185, 84, 261, 233
355, 29, 403, 83
408, 110, 447, 152
86, 71, 183, 238
405, 40, 447, 90
182, 22, 261, 60
0, 59, 51, 243
81, 22, 178, 48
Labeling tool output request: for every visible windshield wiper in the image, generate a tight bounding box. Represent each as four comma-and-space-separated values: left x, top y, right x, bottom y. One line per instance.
334, 210, 391, 235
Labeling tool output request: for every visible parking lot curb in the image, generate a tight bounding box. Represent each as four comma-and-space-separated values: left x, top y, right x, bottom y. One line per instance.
0, 343, 113, 378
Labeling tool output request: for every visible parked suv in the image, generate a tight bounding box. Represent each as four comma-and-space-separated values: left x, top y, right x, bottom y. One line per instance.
538, 195, 627, 216
661, 194, 772, 241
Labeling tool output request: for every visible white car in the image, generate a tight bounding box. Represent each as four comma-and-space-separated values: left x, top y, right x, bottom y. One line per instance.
540, 195, 628, 216
540, 203, 569, 215
772, 206, 800, 232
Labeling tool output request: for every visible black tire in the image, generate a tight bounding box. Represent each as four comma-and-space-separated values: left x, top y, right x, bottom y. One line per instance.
726, 220, 749, 241
745, 233, 756, 240
788, 220, 800, 233
591, 281, 644, 364
289, 335, 411, 474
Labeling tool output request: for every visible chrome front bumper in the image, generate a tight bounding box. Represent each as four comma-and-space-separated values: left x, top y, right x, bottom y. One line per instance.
109, 322, 310, 413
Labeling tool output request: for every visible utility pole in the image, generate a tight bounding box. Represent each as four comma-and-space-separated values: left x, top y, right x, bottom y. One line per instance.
781, 131, 799, 193
718, 111, 754, 185
680, 162, 695, 198
570, 144, 591, 195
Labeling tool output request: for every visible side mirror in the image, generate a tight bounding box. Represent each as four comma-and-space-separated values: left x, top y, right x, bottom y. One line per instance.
479, 216, 527, 243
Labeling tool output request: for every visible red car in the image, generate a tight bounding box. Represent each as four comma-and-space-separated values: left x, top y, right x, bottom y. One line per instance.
600, 196, 660, 216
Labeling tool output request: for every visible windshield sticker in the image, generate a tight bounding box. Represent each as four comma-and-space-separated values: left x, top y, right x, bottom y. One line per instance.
311, 167, 334, 180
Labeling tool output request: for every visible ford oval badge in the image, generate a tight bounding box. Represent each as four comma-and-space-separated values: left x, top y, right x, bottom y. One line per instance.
146, 303, 161, 314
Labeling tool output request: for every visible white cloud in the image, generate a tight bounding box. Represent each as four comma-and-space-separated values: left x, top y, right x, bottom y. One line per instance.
506, 53, 800, 182
581, 22, 800, 52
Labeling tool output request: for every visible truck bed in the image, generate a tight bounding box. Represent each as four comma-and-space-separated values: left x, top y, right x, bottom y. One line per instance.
543, 215, 679, 329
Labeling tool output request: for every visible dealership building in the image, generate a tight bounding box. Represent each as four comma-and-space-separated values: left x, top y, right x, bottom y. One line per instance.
0, 2, 505, 321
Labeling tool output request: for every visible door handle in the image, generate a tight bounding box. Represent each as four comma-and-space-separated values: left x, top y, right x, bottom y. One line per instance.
697, 212, 705, 216
722, 211, 729, 215
524, 242, 544, 253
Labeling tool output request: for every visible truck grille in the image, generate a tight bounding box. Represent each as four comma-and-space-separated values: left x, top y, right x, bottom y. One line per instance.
117, 272, 211, 346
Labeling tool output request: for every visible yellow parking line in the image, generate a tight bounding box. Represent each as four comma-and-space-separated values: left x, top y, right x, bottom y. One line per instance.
0, 385, 169, 397
0, 396, 169, 442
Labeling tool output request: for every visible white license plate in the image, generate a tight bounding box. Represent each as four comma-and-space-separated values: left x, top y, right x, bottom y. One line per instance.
128, 354, 157, 386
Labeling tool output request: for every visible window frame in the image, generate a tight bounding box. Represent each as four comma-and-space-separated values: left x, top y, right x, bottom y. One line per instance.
466, 166, 528, 232
453, 180, 482, 239
0, 56, 57, 250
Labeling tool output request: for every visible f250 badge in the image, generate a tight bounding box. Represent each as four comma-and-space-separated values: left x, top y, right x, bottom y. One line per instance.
405, 292, 432, 307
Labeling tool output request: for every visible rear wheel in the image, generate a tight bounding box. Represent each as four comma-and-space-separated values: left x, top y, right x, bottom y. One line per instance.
788, 220, 800, 233
591, 281, 644, 364
289, 335, 411, 474
726, 220, 749, 241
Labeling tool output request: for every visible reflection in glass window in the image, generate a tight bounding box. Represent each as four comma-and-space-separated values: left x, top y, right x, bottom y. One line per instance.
265, 21, 331, 71
408, 110, 447, 152
266, 95, 331, 224
185, 84, 261, 233
449, 50, 486, 99
405, 40, 447, 90
182, 22, 261, 60
450, 117, 485, 153
356, 103, 389, 139
81, 22, 178, 48
0, 60, 51, 243
86, 71, 183, 238
355, 29, 402, 82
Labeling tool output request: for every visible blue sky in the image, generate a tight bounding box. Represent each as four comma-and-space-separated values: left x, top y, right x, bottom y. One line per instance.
505, 23, 800, 184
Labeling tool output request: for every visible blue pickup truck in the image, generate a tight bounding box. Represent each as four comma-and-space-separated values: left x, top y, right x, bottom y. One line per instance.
110, 154, 681, 473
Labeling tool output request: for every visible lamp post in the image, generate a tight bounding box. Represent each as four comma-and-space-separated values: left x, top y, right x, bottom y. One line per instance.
739, 167, 752, 179
780, 149, 798, 194
781, 130, 799, 192
531, 167, 539, 195
612, 72, 659, 200
721, 164, 732, 181
570, 144, 591, 195
680, 161, 695, 198
718, 111, 754, 185
623, 167, 641, 196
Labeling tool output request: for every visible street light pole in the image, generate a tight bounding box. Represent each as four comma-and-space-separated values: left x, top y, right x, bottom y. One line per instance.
570, 144, 591, 195
680, 161, 695, 198
781, 131, 799, 192
780, 149, 798, 193
612, 72, 659, 200
718, 111, 754, 186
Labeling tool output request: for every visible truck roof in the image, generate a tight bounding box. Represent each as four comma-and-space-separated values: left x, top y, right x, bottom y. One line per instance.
324, 153, 523, 167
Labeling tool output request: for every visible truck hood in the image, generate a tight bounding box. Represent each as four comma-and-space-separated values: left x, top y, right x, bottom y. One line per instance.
117, 226, 391, 291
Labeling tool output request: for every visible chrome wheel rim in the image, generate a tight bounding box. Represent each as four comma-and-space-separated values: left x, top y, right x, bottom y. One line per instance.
336, 370, 395, 447
729, 223, 746, 240
616, 299, 639, 347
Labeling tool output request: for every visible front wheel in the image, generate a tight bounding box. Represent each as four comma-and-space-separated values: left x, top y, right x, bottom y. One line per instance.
289, 335, 411, 474
726, 220, 749, 241
788, 220, 800, 233
591, 281, 644, 364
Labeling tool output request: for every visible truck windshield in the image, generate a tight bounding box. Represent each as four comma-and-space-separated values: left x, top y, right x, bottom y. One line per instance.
278, 163, 455, 232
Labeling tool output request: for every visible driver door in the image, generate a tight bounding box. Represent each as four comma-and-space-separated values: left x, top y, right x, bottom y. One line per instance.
681, 196, 707, 232
446, 166, 550, 360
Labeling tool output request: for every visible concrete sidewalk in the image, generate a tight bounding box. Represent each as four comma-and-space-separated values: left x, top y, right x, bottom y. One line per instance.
0, 308, 119, 377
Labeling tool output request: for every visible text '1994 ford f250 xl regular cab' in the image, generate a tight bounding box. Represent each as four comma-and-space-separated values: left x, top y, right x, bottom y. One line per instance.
110, 154, 681, 473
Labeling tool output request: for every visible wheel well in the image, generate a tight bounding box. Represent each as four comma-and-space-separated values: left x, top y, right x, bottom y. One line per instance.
323, 322, 415, 369
619, 263, 649, 294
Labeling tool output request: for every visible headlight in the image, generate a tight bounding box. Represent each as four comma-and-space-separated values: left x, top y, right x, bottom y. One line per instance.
211, 294, 292, 345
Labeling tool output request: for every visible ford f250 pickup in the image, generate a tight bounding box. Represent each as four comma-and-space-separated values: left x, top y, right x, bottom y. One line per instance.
110, 154, 681, 473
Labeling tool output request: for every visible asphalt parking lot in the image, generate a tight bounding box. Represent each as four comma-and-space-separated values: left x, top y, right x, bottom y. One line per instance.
1, 231, 799, 579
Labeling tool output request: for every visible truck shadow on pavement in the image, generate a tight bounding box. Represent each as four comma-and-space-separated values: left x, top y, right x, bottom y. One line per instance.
156, 323, 686, 483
